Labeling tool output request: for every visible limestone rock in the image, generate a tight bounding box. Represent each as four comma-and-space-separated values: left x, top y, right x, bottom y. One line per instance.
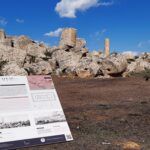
70, 47, 88, 57
101, 60, 118, 76
76, 68, 94, 78
55, 67, 76, 77
89, 62, 101, 76
1, 62, 27, 76
48, 59, 57, 71
13, 36, 32, 49
55, 68, 63, 76
25, 61, 53, 75
104, 38, 110, 57
76, 58, 101, 77
139, 52, 150, 62
91, 51, 102, 57
0, 29, 6, 42
2, 38, 13, 47
75, 38, 86, 49
52, 50, 81, 70
125, 60, 150, 74
64, 67, 77, 77
13, 36, 46, 58
46, 46, 60, 56
100, 55, 128, 77
60, 28, 77, 47
81, 48, 88, 54
122, 52, 136, 60
26, 43, 46, 58
109, 55, 128, 73
87, 51, 102, 62
0, 45, 27, 67
0, 29, 149, 79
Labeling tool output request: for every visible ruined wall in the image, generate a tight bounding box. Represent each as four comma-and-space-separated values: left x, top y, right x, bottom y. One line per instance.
60, 28, 77, 47
0, 30, 6, 42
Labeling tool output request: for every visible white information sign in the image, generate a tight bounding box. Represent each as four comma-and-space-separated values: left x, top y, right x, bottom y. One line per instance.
0, 76, 73, 150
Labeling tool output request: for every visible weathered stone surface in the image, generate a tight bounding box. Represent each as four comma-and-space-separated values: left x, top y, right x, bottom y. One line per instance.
76, 68, 94, 78
124, 60, 150, 74
98, 55, 127, 77
46, 46, 60, 56
89, 62, 101, 76
26, 43, 46, 58
101, 60, 118, 76
52, 50, 81, 70
123, 53, 150, 77
104, 38, 110, 57
75, 38, 86, 49
0, 45, 26, 67
139, 52, 150, 62
70, 47, 88, 57
87, 51, 102, 62
75, 57, 100, 77
55, 68, 63, 76
1, 62, 27, 76
122, 52, 136, 60
91, 51, 101, 57
0, 30, 6, 42
48, 59, 57, 71
81, 48, 88, 54
55, 67, 77, 77
60, 28, 77, 47
109, 55, 128, 73
64, 67, 77, 77
0, 29, 149, 78
25, 61, 53, 75
13, 36, 32, 49
2, 38, 13, 47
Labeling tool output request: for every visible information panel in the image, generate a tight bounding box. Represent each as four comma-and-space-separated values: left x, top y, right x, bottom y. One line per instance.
0, 76, 73, 150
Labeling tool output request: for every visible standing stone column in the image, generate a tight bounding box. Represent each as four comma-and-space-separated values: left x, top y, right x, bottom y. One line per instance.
0, 29, 6, 43
104, 38, 110, 57
60, 28, 77, 48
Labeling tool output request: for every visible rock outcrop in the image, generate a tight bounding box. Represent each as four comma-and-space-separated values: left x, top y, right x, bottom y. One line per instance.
59, 28, 77, 48
0, 29, 149, 78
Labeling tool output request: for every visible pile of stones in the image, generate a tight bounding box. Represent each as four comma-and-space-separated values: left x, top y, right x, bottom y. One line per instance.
0, 28, 149, 78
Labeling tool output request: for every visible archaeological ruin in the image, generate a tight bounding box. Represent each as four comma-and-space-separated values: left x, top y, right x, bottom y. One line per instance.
0, 28, 149, 78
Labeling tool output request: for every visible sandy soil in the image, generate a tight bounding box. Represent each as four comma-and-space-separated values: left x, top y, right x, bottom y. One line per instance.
21, 77, 150, 150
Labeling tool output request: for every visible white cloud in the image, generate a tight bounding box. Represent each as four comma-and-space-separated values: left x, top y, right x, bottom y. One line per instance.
16, 19, 24, 23
122, 51, 139, 56
138, 40, 150, 48
95, 29, 107, 37
99, 1, 114, 6
0, 17, 7, 26
55, 0, 113, 18
35, 40, 50, 46
44, 28, 63, 37
90, 29, 107, 41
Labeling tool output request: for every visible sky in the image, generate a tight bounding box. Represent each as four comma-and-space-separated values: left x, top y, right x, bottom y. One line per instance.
0, 0, 150, 53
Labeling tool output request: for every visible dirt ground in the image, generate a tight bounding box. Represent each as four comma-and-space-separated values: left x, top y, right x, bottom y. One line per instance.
21, 77, 150, 150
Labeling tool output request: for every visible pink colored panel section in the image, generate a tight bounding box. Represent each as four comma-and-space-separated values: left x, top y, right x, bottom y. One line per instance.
27, 76, 54, 90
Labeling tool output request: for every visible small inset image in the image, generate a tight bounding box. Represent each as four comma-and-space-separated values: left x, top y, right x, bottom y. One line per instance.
34, 111, 66, 125
0, 115, 31, 129
27, 76, 54, 90
31, 92, 56, 102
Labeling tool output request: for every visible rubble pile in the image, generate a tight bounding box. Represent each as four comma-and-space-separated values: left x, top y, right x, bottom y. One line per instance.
0, 28, 149, 78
